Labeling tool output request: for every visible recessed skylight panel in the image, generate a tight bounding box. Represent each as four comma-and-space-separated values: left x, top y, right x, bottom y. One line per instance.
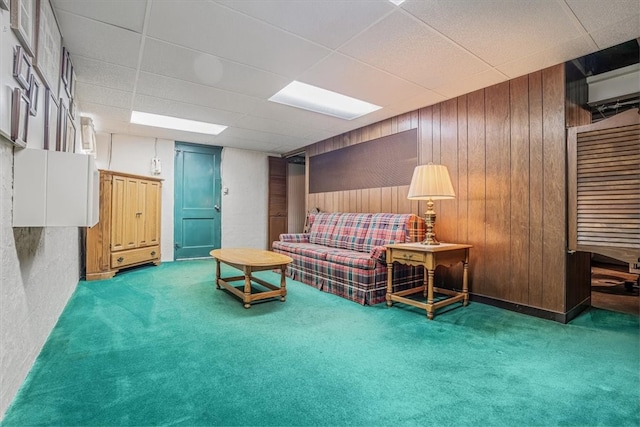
130, 111, 227, 135
269, 81, 382, 120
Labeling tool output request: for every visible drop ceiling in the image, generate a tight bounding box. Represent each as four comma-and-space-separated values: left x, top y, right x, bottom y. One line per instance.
51, 0, 640, 154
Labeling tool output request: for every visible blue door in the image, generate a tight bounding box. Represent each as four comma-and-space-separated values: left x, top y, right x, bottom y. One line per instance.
174, 142, 222, 259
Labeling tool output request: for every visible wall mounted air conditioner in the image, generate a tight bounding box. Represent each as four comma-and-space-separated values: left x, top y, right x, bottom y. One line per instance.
587, 63, 640, 106
81, 116, 96, 152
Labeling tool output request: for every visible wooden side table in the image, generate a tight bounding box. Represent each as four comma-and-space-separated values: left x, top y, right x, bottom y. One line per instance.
386, 242, 472, 319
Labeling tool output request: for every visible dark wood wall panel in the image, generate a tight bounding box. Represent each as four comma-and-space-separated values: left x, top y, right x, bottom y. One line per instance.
466, 89, 487, 296
457, 96, 469, 244
439, 99, 459, 244
268, 157, 288, 250
304, 64, 581, 314
510, 75, 531, 304
542, 65, 567, 312
485, 82, 512, 300
528, 70, 544, 308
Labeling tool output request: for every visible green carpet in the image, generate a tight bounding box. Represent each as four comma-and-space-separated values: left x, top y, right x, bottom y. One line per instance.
2, 259, 639, 426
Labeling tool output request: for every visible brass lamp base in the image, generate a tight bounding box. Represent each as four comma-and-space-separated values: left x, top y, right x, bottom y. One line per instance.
421, 199, 440, 245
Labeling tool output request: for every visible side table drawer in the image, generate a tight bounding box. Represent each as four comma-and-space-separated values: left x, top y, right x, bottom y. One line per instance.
392, 249, 426, 263
111, 245, 160, 268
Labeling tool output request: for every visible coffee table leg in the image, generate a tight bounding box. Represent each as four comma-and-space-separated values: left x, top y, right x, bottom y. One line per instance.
280, 264, 287, 302
243, 266, 252, 309
215, 259, 221, 289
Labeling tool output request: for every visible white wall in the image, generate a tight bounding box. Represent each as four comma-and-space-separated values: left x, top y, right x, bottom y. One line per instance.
221, 148, 270, 249
1, 7, 81, 419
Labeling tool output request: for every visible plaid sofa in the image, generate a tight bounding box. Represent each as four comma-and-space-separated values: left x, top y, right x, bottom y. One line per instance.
272, 213, 426, 305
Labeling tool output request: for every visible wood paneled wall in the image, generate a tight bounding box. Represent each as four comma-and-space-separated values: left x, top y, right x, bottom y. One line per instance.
305, 64, 578, 313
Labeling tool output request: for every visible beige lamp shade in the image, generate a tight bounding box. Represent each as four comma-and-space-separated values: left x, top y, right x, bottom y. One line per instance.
407, 164, 455, 200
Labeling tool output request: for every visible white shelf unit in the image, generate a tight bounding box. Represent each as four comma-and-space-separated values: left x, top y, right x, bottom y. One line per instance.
13, 149, 99, 227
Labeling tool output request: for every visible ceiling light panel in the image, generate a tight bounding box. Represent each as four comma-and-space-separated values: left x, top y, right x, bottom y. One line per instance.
130, 111, 227, 135
269, 81, 382, 120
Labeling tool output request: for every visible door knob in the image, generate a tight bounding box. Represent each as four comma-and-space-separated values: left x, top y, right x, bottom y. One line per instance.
214, 204, 220, 211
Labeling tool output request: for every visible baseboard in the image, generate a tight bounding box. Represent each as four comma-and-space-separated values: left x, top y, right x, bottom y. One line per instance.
563, 296, 591, 323
469, 294, 591, 324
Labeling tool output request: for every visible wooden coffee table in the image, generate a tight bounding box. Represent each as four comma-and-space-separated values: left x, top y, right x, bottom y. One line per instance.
210, 248, 293, 309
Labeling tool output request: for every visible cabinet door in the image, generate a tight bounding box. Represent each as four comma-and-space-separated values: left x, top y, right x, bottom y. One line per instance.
111, 176, 139, 251
137, 179, 161, 247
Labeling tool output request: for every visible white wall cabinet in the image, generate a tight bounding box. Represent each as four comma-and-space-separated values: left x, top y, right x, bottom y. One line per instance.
13, 149, 99, 227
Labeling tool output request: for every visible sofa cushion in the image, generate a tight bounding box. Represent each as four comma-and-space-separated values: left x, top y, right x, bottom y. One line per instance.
308, 213, 340, 246
362, 213, 413, 252
331, 213, 372, 252
326, 250, 376, 270
272, 241, 334, 260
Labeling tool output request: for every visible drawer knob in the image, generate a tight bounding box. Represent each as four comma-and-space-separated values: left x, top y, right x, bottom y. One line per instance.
403, 254, 414, 259
117, 257, 124, 263
151, 251, 156, 256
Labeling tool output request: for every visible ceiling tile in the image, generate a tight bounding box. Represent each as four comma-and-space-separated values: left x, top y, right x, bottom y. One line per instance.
385, 91, 447, 116
237, 115, 319, 139
217, 0, 394, 50
146, 0, 331, 77
79, 102, 131, 124
76, 82, 131, 110
127, 124, 219, 145
347, 107, 409, 130
566, 0, 640, 33
402, 0, 585, 67
433, 69, 509, 99
587, 15, 640, 50
136, 72, 262, 115
52, 0, 147, 33
140, 39, 290, 99
497, 36, 595, 78
73, 57, 137, 92
214, 127, 314, 153
55, 10, 142, 68
339, 10, 490, 89
248, 100, 355, 133
298, 53, 434, 107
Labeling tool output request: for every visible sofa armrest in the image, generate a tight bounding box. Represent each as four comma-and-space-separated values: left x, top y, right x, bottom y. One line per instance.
279, 233, 310, 243
370, 246, 387, 264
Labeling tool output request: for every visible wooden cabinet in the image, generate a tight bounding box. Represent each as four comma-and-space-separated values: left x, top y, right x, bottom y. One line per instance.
86, 170, 162, 281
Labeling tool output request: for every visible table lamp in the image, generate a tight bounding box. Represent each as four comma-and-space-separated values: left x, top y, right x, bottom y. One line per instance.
407, 163, 455, 245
